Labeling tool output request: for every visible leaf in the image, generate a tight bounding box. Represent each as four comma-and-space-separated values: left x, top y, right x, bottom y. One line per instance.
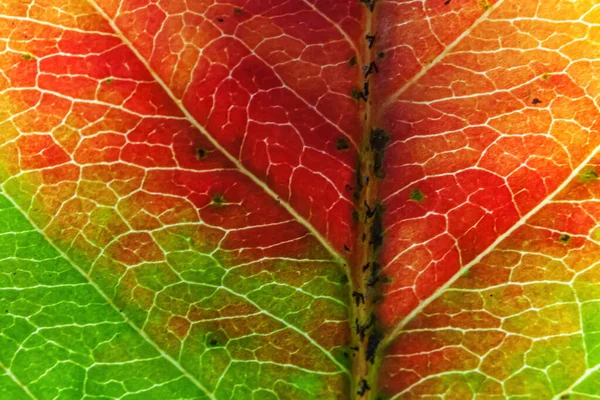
0, 0, 598, 399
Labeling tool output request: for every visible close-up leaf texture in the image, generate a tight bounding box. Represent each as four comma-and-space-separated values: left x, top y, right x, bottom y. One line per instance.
0, 0, 599, 399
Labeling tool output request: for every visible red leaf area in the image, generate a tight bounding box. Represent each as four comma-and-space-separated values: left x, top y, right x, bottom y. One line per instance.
376, 0, 600, 324
91, 0, 365, 253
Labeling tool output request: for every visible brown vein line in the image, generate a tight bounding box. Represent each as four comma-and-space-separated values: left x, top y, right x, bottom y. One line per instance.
86, 0, 346, 267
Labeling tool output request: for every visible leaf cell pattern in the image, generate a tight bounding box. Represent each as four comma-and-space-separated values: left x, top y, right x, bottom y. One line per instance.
2, 0, 600, 399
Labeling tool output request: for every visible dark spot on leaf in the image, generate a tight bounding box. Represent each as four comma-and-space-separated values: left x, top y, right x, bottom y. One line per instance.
369, 206, 383, 251
104, 78, 114, 84
339, 274, 349, 284
355, 316, 374, 341
337, 137, 350, 151
580, 168, 599, 183
370, 129, 390, 178
211, 193, 226, 206
409, 189, 425, 202
357, 378, 371, 396
367, 262, 381, 286
353, 162, 363, 200
444, 0, 451, 4
206, 333, 226, 347
344, 244, 351, 252
378, 52, 385, 59
349, 56, 357, 67
217, 18, 224, 22
196, 148, 208, 160
363, 61, 379, 77
532, 98, 541, 105
366, 331, 382, 364
21, 53, 34, 61
559, 234, 571, 243
352, 291, 365, 306
233, 7, 243, 14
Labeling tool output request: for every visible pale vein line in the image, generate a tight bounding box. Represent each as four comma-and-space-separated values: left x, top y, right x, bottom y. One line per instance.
383, 142, 600, 346
553, 362, 600, 400
381, 0, 507, 109
0, 190, 214, 399
0, 360, 37, 400
85, 0, 346, 266
300, 0, 363, 67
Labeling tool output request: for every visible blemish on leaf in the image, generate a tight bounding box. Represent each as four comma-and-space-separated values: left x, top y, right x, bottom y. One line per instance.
352, 291, 365, 306
21, 53, 34, 61
531, 98, 541, 105
370, 128, 390, 178
104, 77, 114, 84
559, 234, 571, 243
409, 189, 425, 202
366, 331, 382, 364
336, 137, 350, 151
580, 167, 599, 183
339, 274, 349, 285
479, 0, 491, 10
357, 378, 371, 396
196, 148, 208, 160
211, 193, 226, 206
378, 52, 385, 59
233, 7, 243, 14
369, 206, 383, 251
217, 18, 224, 22
206, 332, 226, 347
349, 56, 357, 67
540, 73, 551, 81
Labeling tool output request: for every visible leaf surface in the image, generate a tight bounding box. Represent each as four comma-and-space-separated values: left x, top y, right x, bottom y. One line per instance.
1, 0, 599, 399
376, 0, 600, 398
0, 0, 357, 398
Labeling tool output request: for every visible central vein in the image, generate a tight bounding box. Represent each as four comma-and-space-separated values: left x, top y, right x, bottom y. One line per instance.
349, 2, 386, 399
